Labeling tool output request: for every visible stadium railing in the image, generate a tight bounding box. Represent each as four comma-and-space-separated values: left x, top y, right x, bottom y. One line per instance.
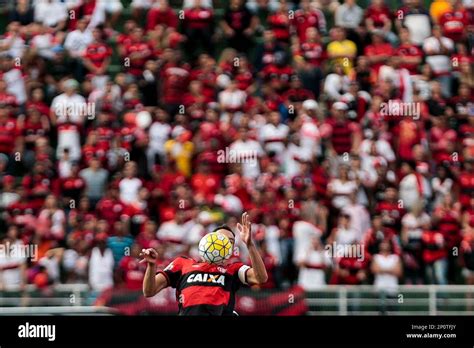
306, 285, 474, 316
1, 284, 474, 315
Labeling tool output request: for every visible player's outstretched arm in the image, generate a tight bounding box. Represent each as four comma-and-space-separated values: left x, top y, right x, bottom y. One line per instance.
140, 248, 168, 297
237, 212, 268, 285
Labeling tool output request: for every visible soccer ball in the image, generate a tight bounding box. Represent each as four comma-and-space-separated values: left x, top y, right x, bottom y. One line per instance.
198, 232, 233, 264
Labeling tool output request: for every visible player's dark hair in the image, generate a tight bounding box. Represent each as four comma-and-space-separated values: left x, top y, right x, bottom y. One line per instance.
212, 224, 235, 237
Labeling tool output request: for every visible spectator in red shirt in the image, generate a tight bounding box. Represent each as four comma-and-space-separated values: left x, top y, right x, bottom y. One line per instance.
395, 27, 423, 75
82, 26, 112, 80
439, 0, 468, 41
364, 30, 395, 77
146, 0, 178, 31
330, 245, 368, 285
432, 193, 462, 282
292, 27, 326, 69
159, 49, 190, 116
267, 1, 292, 44
365, 0, 397, 45
183, 0, 214, 60
422, 228, 448, 285
118, 243, 147, 290
292, 0, 327, 41
121, 27, 153, 78
0, 107, 19, 155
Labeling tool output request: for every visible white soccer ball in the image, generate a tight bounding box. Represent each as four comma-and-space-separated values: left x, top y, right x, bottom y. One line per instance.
198, 232, 233, 264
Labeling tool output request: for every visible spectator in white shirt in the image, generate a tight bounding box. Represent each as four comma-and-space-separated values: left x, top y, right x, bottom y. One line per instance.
423, 25, 454, 97
218, 79, 247, 117
89, 234, 115, 292
327, 165, 358, 210
297, 236, 332, 290
293, 202, 324, 264
259, 111, 289, 157
1, 55, 27, 105
341, 193, 371, 241
156, 210, 192, 259
147, 109, 172, 171
229, 127, 264, 179
0, 228, 27, 291
64, 18, 93, 58
0, 22, 26, 60
34, 0, 67, 31
328, 213, 359, 246
50, 79, 87, 125
119, 162, 143, 205
324, 64, 350, 101
371, 240, 402, 314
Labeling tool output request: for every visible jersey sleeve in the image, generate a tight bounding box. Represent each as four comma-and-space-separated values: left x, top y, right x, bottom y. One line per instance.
157, 257, 185, 288
228, 262, 251, 286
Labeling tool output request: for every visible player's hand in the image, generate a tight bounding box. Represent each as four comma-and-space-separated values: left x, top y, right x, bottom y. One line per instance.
139, 248, 159, 265
237, 212, 253, 246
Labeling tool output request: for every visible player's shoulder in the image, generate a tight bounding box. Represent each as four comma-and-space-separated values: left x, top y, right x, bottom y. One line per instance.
164, 255, 195, 270
225, 261, 248, 274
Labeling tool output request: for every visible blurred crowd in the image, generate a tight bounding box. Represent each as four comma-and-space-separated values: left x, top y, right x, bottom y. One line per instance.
0, 0, 473, 295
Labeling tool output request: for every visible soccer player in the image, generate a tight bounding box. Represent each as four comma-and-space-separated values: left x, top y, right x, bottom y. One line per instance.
141, 212, 268, 315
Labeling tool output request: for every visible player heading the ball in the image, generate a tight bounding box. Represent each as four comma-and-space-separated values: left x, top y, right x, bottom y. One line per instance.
140, 212, 268, 316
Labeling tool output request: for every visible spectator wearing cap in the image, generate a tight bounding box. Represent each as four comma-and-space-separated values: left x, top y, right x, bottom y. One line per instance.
325, 101, 362, 158
50, 79, 86, 125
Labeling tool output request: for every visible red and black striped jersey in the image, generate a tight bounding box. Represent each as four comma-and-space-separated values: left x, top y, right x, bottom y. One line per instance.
158, 256, 250, 316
